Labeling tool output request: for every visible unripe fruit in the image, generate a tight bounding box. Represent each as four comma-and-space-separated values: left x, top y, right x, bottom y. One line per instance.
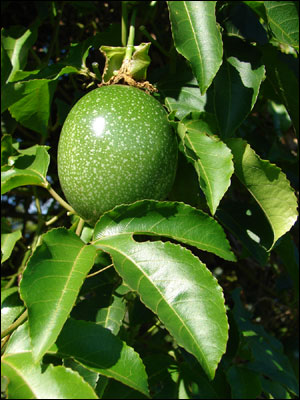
57, 85, 178, 225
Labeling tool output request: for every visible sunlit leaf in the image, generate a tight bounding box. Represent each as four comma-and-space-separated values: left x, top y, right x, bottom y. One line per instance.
19, 228, 97, 362
93, 200, 236, 261
1, 229, 22, 263
1, 21, 40, 82
53, 319, 150, 397
264, 1, 299, 50
168, 1, 223, 94
157, 61, 207, 120
5, 320, 150, 398
2, 352, 98, 399
178, 113, 234, 215
1, 287, 25, 332
227, 138, 298, 249
1, 145, 50, 194
94, 234, 228, 380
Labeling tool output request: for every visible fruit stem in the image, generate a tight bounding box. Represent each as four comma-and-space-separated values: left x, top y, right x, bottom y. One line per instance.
1, 310, 28, 339
46, 185, 75, 214
121, 1, 128, 47
124, 8, 137, 61
75, 218, 85, 236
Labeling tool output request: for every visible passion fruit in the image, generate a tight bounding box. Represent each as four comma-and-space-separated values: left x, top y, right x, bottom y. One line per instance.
57, 84, 178, 225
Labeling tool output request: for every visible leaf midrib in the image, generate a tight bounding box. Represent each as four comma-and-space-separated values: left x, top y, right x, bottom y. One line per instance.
98, 237, 211, 377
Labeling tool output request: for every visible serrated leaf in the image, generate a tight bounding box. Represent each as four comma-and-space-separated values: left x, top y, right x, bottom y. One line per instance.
96, 293, 126, 335
157, 61, 207, 120
1, 145, 50, 194
1, 229, 22, 263
94, 234, 229, 380
19, 228, 97, 362
5, 320, 150, 398
213, 37, 265, 138
53, 319, 150, 397
1, 287, 25, 332
264, 1, 299, 51
178, 113, 234, 215
93, 200, 236, 262
2, 352, 98, 399
168, 1, 223, 94
227, 138, 298, 249
1, 21, 39, 82
2, 79, 57, 136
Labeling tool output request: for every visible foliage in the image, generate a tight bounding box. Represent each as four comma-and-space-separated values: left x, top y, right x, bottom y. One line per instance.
1, 1, 299, 399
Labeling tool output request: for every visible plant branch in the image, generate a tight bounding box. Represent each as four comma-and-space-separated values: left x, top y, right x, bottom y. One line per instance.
124, 8, 137, 61
75, 218, 85, 236
1, 310, 28, 339
45, 185, 75, 214
86, 263, 114, 278
121, 2, 128, 47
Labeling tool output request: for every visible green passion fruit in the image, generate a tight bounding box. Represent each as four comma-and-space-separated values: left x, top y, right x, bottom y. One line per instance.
57, 84, 178, 225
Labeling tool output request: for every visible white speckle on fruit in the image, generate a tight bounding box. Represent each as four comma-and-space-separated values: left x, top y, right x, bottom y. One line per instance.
92, 116, 106, 137
57, 84, 178, 225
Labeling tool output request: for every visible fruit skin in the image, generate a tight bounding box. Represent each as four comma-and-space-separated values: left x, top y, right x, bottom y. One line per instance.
57, 84, 178, 225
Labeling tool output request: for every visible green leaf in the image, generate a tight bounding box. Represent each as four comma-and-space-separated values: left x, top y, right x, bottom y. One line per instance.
2, 351, 98, 399
261, 44, 299, 136
226, 366, 262, 399
213, 37, 265, 138
19, 228, 97, 362
2, 79, 57, 136
94, 234, 229, 380
216, 200, 270, 265
53, 319, 150, 397
1, 287, 25, 332
157, 61, 207, 120
96, 293, 126, 335
264, 1, 299, 51
178, 113, 234, 215
5, 320, 150, 398
1, 21, 40, 82
93, 200, 236, 262
227, 138, 298, 249
1, 229, 22, 263
1, 145, 50, 194
1, 40, 12, 87
168, 1, 223, 94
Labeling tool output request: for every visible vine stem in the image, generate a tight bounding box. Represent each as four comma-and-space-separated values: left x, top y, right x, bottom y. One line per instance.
45, 184, 75, 214
86, 263, 113, 278
1, 310, 28, 339
121, 1, 128, 47
75, 218, 85, 236
124, 8, 137, 61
